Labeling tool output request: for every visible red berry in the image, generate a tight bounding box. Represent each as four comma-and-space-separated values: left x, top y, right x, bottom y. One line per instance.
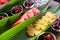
26, 2, 31, 7
47, 34, 51, 38
56, 23, 59, 27
54, 21, 58, 25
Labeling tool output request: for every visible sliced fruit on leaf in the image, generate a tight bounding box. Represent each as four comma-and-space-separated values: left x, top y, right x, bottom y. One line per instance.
0, 16, 37, 40
9, 3, 50, 40
32, 4, 60, 40
0, 1, 50, 40
12, 7, 40, 26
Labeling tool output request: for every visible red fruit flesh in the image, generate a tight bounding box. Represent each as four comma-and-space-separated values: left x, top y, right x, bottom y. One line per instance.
43, 34, 53, 40
47, 34, 51, 39
0, 1, 4, 5
0, 0, 10, 5
32, 7, 40, 15
12, 8, 40, 27
1, 0, 9, 3
54, 21, 58, 25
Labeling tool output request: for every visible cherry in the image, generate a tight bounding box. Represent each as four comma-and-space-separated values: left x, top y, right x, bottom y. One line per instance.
47, 34, 52, 39
25, 1, 33, 7
26, 2, 31, 7
54, 21, 58, 25
56, 23, 59, 27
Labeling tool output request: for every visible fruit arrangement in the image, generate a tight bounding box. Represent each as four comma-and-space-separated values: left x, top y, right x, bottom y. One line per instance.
0, 0, 60, 40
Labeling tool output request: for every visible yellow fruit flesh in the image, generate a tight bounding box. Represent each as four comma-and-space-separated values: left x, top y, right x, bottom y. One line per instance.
27, 12, 56, 36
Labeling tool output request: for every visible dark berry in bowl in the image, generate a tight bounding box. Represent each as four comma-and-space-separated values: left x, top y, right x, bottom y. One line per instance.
51, 15, 60, 32
0, 13, 8, 20
52, 18, 60, 32
11, 5, 23, 15
23, 0, 34, 9
36, 32, 56, 40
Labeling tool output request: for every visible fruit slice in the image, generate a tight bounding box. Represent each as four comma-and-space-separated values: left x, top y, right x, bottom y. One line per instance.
26, 10, 34, 18
32, 7, 40, 15
12, 8, 40, 26
27, 12, 56, 36
1, 0, 9, 3
0, 1, 4, 5
0, 0, 10, 5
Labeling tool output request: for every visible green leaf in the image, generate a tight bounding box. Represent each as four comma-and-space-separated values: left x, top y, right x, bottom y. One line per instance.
37, 2, 50, 19
0, 16, 37, 40
0, 0, 25, 12
0, 17, 9, 34
48, 4, 60, 13
0, 17, 9, 28
0, 13, 20, 35
8, 14, 21, 26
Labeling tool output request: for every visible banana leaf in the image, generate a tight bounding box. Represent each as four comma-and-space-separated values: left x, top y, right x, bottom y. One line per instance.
48, 4, 60, 14
0, 13, 21, 35
0, 16, 37, 40
8, 14, 21, 26
37, 2, 50, 19
0, 17, 9, 34
0, 17, 9, 28
0, 0, 25, 12
32, 4, 60, 40
0, 2, 50, 40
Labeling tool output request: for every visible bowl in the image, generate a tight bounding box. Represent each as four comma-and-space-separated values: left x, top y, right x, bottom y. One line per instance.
23, 0, 34, 9
11, 5, 23, 15
36, 32, 56, 40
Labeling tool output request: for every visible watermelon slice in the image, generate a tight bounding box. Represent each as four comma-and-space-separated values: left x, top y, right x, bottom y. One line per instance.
12, 7, 40, 27
26, 10, 34, 18
32, 7, 40, 15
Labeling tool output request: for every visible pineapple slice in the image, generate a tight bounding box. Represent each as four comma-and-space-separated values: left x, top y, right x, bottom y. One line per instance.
27, 24, 42, 36
26, 12, 56, 36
